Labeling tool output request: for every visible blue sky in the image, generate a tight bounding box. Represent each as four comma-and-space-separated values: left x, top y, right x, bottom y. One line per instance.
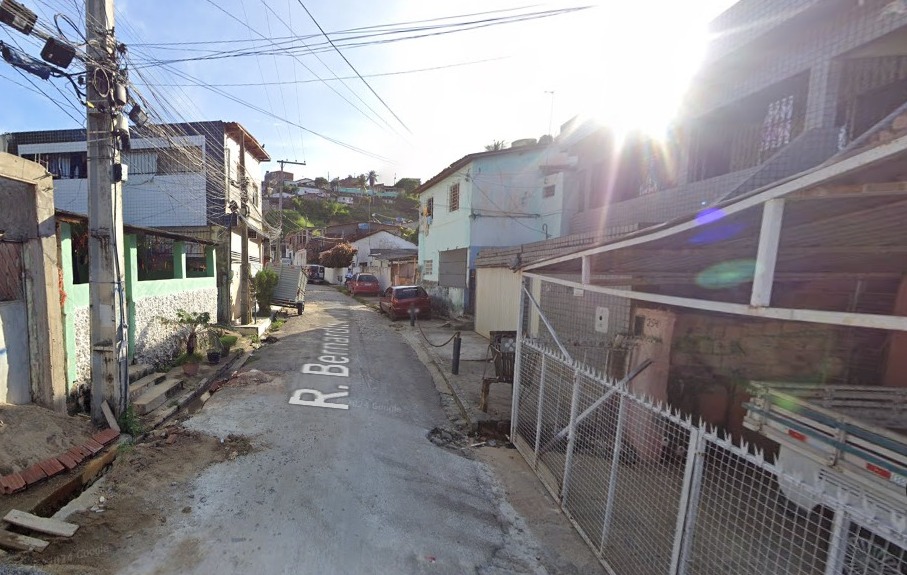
0, 0, 736, 184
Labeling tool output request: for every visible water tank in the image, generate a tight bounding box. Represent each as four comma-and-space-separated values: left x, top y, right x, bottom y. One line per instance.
510, 138, 537, 148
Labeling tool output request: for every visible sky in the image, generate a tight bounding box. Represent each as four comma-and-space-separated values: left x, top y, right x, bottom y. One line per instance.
0, 0, 738, 184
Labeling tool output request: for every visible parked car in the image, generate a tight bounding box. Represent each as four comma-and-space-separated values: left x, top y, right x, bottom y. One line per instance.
348, 273, 380, 296
305, 264, 326, 284
379, 286, 432, 321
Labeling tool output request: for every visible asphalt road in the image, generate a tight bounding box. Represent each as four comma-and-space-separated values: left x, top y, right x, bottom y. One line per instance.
121, 284, 551, 575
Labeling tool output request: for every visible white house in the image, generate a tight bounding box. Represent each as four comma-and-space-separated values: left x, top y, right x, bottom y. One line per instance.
415, 141, 572, 316
323, 230, 417, 288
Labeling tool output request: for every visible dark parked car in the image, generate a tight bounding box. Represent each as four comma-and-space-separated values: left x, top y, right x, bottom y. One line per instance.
348, 273, 380, 296
305, 264, 326, 284
379, 286, 432, 321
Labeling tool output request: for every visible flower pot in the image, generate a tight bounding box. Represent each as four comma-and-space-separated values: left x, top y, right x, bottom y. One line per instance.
207, 350, 221, 364
182, 362, 200, 376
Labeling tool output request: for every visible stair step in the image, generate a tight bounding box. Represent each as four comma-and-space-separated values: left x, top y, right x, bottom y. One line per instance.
128, 373, 167, 399
127, 364, 154, 384
132, 378, 185, 415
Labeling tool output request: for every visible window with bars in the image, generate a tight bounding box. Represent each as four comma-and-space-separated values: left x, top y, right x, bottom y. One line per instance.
543, 184, 556, 198
423, 259, 433, 275
448, 183, 460, 212
425, 197, 433, 217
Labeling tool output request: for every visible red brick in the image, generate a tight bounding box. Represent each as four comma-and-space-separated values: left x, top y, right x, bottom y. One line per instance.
36, 458, 66, 478
57, 452, 78, 470
82, 439, 104, 454
67, 446, 87, 463
21, 463, 48, 486
0, 473, 26, 494
93, 429, 120, 445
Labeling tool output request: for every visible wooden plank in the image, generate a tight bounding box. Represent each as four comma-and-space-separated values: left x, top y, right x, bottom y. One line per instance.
101, 400, 120, 433
0, 529, 49, 552
3, 509, 79, 537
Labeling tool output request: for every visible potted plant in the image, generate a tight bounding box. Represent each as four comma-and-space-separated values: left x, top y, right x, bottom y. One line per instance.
252, 268, 279, 316
174, 310, 211, 374
175, 351, 204, 376
206, 330, 224, 364
219, 334, 238, 355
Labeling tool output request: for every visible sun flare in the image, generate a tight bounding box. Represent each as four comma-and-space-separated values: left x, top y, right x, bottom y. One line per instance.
574, 2, 713, 139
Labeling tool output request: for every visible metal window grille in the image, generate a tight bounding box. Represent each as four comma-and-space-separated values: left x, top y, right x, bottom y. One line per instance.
449, 182, 460, 212
424, 259, 433, 275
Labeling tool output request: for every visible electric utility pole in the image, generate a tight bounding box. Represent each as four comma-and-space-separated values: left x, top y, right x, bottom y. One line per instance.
275, 159, 306, 261
86, 0, 128, 423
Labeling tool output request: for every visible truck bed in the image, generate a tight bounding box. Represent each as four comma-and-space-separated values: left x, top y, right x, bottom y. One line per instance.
743, 381, 907, 501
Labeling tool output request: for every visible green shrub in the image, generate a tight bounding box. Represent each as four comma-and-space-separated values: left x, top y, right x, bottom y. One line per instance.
252, 268, 279, 315
174, 351, 204, 366
220, 335, 238, 351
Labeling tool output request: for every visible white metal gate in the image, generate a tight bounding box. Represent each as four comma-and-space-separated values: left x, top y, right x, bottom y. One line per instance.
512, 277, 907, 575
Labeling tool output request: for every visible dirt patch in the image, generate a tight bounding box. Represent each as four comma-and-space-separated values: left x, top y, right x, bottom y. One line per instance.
0, 405, 96, 475
213, 368, 275, 390
4, 426, 256, 575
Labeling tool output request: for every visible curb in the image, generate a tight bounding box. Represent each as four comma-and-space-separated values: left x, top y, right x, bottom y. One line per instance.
401, 329, 490, 433
139, 350, 253, 436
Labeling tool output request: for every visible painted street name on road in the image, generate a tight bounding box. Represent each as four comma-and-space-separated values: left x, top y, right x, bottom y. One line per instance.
290, 322, 351, 410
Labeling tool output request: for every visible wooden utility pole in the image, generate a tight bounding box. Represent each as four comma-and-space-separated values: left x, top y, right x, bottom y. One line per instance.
86, 0, 128, 422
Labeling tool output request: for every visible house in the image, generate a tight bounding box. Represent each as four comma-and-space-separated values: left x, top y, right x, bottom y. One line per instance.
4, 121, 271, 324
415, 140, 567, 316
349, 231, 417, 289
559, 0, 907, 236
0, 152, 217, 409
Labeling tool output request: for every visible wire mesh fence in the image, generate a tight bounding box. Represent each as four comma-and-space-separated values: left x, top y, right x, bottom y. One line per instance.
512, 276, 907, 575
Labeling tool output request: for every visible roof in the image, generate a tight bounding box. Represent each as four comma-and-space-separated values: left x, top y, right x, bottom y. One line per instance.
225, 122, 270, 163
368, 248, 417, 261
55, 210, 217, 245
525, 133, 907, 281
412, 144, 548, 196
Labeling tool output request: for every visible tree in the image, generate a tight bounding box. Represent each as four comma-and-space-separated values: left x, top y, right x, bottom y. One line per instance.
357, 174, 367, 190
319, 242, 356, 268
330, 177, 339, 192
367, 170, 378, 188
314, 176, 328, 189
484, 140, 507, 151
394, 177, 421, 194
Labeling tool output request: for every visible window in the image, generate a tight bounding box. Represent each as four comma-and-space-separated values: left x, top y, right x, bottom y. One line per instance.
23, 152, 87, 179
125, 151, 157, 175
425, 197, 433, 217
156, 146, 202, 174
448, 182, 460, 212
543, 184, 555, 198
424, 259, 433, 275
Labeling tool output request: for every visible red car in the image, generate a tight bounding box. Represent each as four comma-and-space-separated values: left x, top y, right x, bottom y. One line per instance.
348, 273, 381, 296
379, 286, 432, 321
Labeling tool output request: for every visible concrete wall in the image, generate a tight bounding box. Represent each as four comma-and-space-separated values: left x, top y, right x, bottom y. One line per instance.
475, 267, 522, 338
419, 171, 472, 283
352, 231, 416, 269
0, 301, 30, 404
0, 153, 67, 410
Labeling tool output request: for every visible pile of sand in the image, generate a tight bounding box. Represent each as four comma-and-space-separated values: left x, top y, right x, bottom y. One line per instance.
0, 404, 95, 475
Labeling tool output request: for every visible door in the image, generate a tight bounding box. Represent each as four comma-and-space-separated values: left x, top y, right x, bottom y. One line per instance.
0, 241, 30, 404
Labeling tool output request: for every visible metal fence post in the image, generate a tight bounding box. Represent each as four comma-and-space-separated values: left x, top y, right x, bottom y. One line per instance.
600, 393, 628, 550
822, 508, 850, 575
510, 277, 526, 438
669, 427, 707, 575
560, 363, 583, 504
533, 354, 548, 466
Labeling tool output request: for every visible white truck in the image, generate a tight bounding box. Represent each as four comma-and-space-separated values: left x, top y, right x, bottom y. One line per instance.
744, 382, 907, 573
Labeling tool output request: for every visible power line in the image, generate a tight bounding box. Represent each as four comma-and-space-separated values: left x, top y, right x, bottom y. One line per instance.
297, 0, 410, 133
136, 56, 508, 88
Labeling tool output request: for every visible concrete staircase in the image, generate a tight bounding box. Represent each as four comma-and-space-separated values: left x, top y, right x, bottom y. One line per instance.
128, 367, 185, 416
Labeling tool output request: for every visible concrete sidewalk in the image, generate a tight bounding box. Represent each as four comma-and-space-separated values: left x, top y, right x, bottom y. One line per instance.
399, 318, 514, 433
